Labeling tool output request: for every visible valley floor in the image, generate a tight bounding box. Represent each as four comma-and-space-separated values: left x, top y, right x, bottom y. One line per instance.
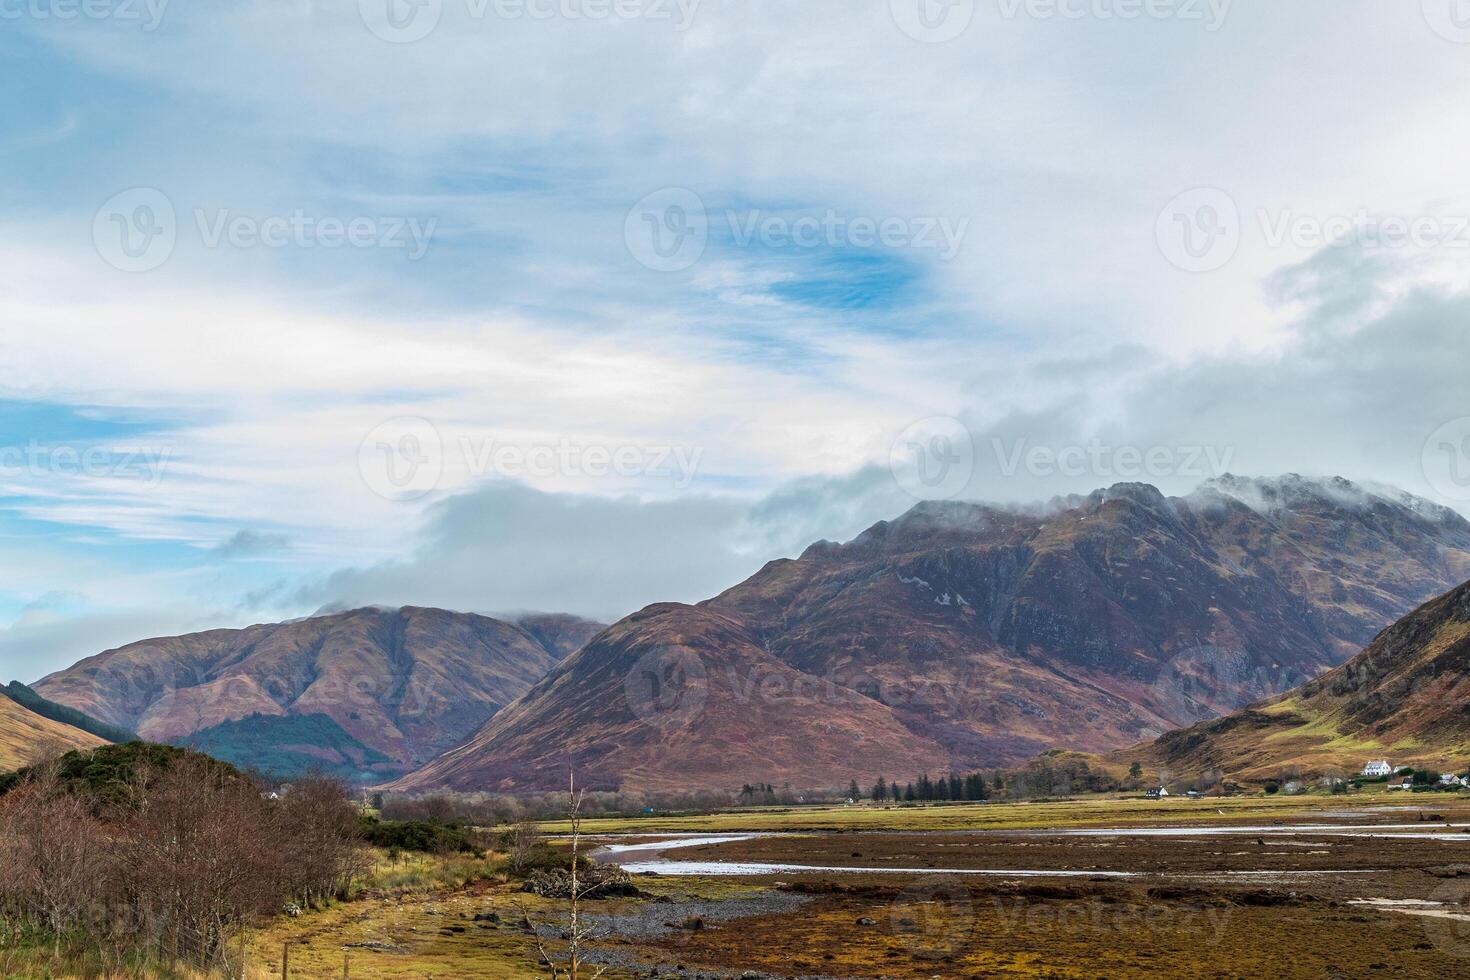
229, 792, 1470, 979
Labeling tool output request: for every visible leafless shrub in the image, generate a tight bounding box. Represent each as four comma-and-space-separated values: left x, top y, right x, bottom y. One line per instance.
0, 750, 367, 975
504, 815, 544, 875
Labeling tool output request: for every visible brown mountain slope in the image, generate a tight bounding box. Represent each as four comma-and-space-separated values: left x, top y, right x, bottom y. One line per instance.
1128, 578, 1470, 781
511, 613, 606, 661
0, 696, 105, 771
393, 475, 1470, 792
388, 604, 950, 793
33, 607, 604, 771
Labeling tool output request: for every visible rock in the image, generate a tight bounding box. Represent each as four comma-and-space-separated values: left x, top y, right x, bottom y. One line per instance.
856, 917, 877, 926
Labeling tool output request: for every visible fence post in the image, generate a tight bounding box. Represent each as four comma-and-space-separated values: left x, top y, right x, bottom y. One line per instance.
343, 950, 350, 979
282, 942, 289, 979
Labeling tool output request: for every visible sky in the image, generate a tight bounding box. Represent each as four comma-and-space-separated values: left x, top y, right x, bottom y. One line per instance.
3, 0, 1470, 679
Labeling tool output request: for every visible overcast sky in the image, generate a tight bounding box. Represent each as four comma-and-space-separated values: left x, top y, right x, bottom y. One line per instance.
3, 0, 1470, 678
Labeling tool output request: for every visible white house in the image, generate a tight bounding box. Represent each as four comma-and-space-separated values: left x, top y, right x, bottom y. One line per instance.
1361, 761, 1393, 778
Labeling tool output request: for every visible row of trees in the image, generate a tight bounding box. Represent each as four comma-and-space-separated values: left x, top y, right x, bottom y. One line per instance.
0, 748, 367, 975
861, 772, 996, 803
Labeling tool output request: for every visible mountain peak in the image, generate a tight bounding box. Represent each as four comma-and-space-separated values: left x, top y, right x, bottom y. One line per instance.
1192, 473, 1467, 526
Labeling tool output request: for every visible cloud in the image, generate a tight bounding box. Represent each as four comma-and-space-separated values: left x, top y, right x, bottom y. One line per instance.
300, 476, 908, 622
0, 609, 211, 686
211, 529, 291, 559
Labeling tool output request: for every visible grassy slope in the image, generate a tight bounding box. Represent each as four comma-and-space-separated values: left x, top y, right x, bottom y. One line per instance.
2, 680, 137, 744
0, 694, 106, 771
1129, 611, 1470, 781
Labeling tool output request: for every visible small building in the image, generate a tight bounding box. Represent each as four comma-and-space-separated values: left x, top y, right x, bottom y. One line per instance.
1145, 786, 1169, 799
1361, 761, 1393, 778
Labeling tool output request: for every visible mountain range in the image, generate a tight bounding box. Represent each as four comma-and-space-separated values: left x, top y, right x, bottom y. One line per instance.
30, 606, 604, 779
389, 475, 1470, 792
15, 474, 1470, 792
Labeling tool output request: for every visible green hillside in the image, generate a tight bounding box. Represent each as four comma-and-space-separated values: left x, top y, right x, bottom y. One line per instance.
178, 712, 397, 782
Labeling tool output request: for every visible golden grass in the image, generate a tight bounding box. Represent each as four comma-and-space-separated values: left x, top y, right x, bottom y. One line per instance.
0, 696, 105, 771
538, 791, 1426, 836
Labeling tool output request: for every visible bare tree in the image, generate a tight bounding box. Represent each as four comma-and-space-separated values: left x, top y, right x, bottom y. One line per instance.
506, 815, 544, 874
531, 771, 608, 980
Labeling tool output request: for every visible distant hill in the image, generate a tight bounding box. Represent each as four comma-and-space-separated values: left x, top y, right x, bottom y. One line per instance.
391, 475, 1470, 793
0, 695, 107, 773
1127, 578, 1470, 782
34, 606, 605, 776
2, 681, 138, 744
181, 712, 396, 782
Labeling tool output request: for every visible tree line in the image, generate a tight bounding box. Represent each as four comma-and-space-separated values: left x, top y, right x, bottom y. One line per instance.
862, 771, 997, 803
